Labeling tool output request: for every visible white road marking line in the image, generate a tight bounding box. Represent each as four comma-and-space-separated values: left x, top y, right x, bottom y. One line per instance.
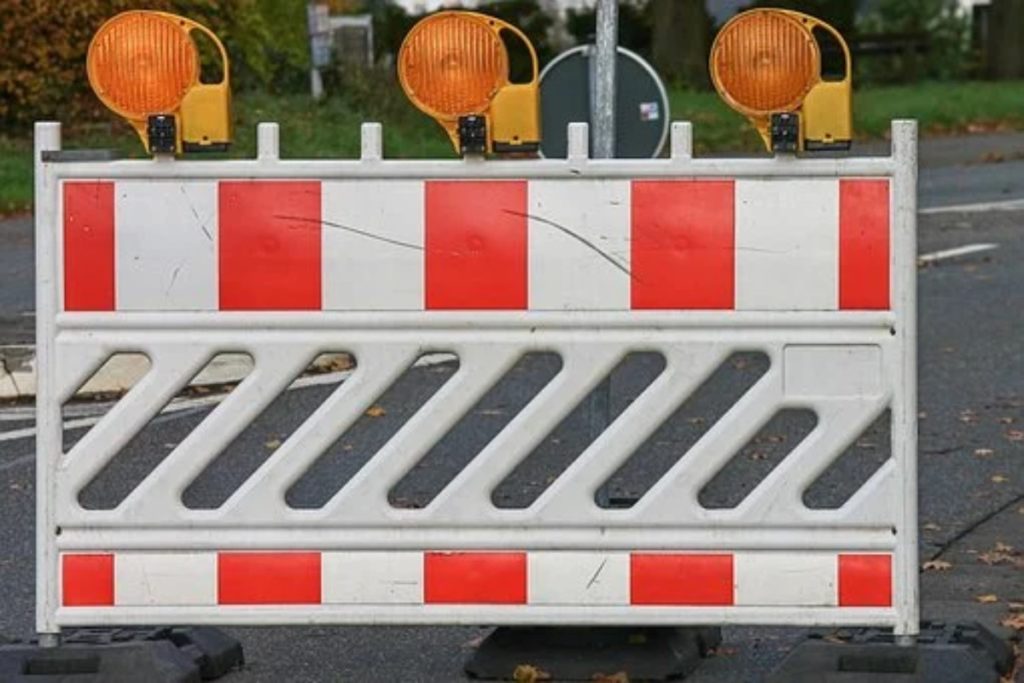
918, 243, 999, 265
920, 198, 1024, 215
0, 353, 458, 443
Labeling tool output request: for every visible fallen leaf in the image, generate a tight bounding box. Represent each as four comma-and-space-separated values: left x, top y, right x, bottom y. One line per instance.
998, 417, 1014, 425
592, 674, 629, 683
512, 664, 551, 683
923, 522, 942, 531
365, 405, 386, 417
996, 542, 1014, 553
974, 448, 995, 457
1001, 613, 1024, 631
264, 438, 281, 449
1009, 602, 1024, 611
922, 560, 952, 571
992, 475, 1009, 484
976, 594, 999, 604
1006, 430, 1024, 442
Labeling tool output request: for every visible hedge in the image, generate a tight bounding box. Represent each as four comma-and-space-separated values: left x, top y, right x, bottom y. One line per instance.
0, 0, 305, 130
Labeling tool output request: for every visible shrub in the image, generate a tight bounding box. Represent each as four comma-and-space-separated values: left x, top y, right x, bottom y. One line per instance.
0, 0, 285, 130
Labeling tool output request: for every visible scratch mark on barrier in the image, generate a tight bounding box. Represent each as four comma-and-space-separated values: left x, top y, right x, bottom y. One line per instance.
166, 265, 182, 295
503, 210, 634, 280
179, 186, 213, 242
275, 215, 425, 252
586, 558, 608, 590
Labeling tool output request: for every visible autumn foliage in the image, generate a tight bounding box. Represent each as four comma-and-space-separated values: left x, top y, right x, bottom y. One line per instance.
0, 0, 301, 130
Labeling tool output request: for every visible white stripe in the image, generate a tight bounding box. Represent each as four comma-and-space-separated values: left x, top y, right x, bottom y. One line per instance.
322, 551, 422, 604
322, 180, 424, 310
115, 181, 218, 311
528, 552, 629, 605
734, 552, 837, 606
919, 198, 1024, 215
528, 180, 630, 310
735, 179, 839, 310
114, 552, 217, 606
918, 243, 998, 264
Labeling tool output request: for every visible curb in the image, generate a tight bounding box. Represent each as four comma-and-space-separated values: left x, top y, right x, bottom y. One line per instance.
0, 346, 351, 401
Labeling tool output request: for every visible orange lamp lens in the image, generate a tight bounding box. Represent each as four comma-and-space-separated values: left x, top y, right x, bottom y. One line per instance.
711, 10, 818, 114
398, 13, 507, 118
87, 12, 198, 119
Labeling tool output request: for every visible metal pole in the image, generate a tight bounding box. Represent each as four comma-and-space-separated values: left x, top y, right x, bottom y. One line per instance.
593, 0, 618, 159
591, 0, 617, 506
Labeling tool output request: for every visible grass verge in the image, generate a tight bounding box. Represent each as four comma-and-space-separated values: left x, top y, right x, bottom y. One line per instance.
3, 80, 1024, 215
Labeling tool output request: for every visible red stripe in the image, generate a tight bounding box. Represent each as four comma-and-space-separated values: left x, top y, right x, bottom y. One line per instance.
630, 553, 734, 605
218, 181, 321, 310
63, 181, 115, 311
424, 552, 526, 604
631, 180, 734, 309
217, 552, 321, 604
425, 181, 527, 310
838, 553, 892, 606
62, 554, 114, 606
839, 179, 890, 310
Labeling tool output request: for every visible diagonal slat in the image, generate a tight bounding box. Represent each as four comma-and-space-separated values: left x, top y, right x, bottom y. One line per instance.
216, 345, 420, 522
532, 345, 728, 522
59, 345, 213, 488
734, 397, 890, 523
425, 345, 624, 523
117, 345, 315, 521
320, 344, 523, 522
634, 367, 783, 522
56, 344, 124, 405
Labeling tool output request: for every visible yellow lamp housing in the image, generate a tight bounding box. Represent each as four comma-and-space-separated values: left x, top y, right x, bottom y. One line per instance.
398, 11, 540, 156
709, 8, 852, 154
87, 11, 232, 155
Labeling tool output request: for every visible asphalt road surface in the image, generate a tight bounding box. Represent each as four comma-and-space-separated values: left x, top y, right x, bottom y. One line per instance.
1, 141, 1022, 681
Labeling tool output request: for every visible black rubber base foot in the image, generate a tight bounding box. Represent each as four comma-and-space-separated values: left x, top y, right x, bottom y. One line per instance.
464, 626, 722, 681
0, 627, 244, 682
768, 621, 1015, 683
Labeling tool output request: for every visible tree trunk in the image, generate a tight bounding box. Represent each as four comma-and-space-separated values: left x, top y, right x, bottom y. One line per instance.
987, 0, 1024, 79
651, 0, 711, 89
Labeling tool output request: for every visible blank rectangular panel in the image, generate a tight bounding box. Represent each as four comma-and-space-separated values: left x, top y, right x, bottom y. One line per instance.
219, 181, 321, 310
425, 181, 527, 310
63, 181, 115, 312
631, 180, 735, 309
735, 179, 839, 311
528, 180, 630, 310
116, 181, 218, 311
322, 180, 424, 310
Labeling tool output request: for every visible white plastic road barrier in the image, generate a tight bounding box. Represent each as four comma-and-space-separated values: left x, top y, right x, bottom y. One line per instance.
34, 120, 918, 638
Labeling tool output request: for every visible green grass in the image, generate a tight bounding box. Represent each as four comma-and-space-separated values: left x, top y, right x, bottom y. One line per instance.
4, 80, 1024, 215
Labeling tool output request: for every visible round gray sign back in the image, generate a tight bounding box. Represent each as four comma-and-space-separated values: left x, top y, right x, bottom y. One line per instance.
539, 45, 670, 159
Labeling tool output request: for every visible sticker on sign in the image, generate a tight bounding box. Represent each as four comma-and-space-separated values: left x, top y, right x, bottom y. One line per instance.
639, 101, 660, 121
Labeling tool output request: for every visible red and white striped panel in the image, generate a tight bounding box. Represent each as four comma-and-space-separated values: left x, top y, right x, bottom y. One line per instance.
61, 178, 890, 313
60, 550, 892, 609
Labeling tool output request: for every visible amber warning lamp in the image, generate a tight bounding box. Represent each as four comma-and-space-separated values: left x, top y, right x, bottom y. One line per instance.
398, 11, 540, 156
87, 11, 232, 155
710, 8, 852, 154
